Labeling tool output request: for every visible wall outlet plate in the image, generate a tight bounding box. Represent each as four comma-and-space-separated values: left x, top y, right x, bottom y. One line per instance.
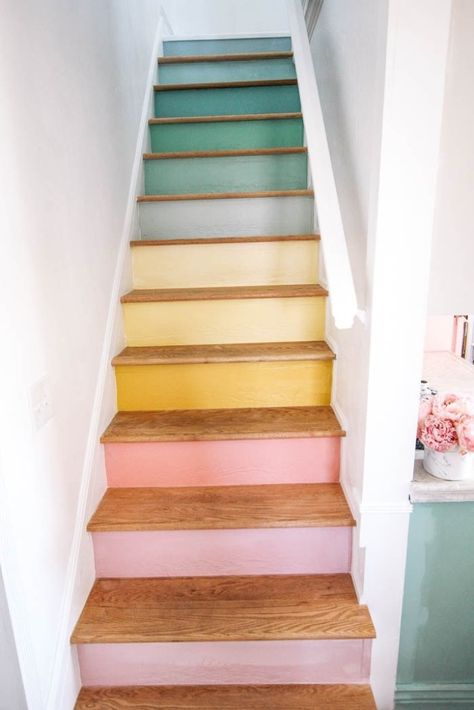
29, 377, 53, 430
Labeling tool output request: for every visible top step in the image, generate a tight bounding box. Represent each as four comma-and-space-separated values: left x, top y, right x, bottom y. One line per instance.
163, 37, 291, 58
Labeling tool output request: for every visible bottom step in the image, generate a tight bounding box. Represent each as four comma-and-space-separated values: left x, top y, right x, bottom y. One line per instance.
75, 684, 376, 709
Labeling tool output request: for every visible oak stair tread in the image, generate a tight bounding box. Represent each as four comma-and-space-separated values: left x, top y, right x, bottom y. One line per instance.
88, 483, 355, 532
71, 574, 376, 644
121, 283, 328, 304
137, 188, 314, 202
112, 341, 334, 366
75, 683, 377, 709
158, 51, 294, 64
130, 233, 320, 246
154, 78, 297, 91
143, 146, 307, 160
149, 111, 303, 125
100, 405, 345, 443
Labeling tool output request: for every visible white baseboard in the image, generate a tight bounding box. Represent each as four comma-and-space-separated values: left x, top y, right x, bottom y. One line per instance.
163, 32, 290, 42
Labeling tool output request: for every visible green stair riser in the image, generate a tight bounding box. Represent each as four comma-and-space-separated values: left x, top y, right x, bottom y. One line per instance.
138, 195, 315, 238
154, 84, 301, 118
163, 37, 291, 57
159, 58, 296, 85
144, 153, 308, 195
150, 118, 304, 153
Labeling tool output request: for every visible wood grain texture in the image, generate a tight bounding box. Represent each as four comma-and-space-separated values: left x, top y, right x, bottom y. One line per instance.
88, 483, 355, 532
100, 406, 345, 443
149, 112, 303, 125
131, 234, 319, 246
71, 574, 375, 644
112, 341, 334, 366
121, 284, 327, 304
143, 146, 306, 160
158, 51, 294, 64
75, 683, 376, 709
154, 79, 298, 92
137, 189, 314, 202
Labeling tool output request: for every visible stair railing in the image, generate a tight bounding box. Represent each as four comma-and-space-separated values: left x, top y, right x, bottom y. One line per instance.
287, 0, 358, 329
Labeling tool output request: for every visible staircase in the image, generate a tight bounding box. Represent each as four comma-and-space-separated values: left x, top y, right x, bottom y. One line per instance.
72, 35, 376, 709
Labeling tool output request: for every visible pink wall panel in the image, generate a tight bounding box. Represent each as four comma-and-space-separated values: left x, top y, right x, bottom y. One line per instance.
104, 437, 340, 488
92, 527, 352, 577
78, 639, 372, 686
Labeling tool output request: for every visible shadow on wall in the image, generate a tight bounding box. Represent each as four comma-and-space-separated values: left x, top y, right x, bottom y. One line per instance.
0, 566, 27, 710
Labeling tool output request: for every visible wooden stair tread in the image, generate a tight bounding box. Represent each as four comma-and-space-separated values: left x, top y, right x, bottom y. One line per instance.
88, 483, 355, 532
112, 341, 334, 366
143, 146, 307, 160
154, 78, 297, 92
121, 284, 328, 304
149, 112, 302, 125
130, 234, 320, 246
71, 574, 375, 643
75, 683, 377, 709
137, 188, 314, 202
158, 51, 294, 64
100, 405, 345, 443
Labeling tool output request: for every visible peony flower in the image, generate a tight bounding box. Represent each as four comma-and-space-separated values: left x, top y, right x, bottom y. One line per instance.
431, 393, 474, 421
417, 397, 433, 438
420, 414, 458, 452
456, 415, 474, 454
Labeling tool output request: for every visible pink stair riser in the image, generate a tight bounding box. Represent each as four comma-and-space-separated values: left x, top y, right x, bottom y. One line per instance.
78, 639, 372, 686
92, 527, 352, 578
104, 437, 340, 487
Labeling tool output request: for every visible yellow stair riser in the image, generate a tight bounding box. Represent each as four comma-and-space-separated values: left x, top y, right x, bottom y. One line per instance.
123, 297, 326, 346
132, 241, 319, 289
115, 360, 333, 411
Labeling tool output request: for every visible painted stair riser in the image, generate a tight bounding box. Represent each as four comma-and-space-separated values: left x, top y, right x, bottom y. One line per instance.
104, 438, 341, 488
150, 118, 304, 153
154, 85, 300, 118
115, 360, 333, 410
92, 528, 352, 578
159, 59, 296, 85
163, 37, 292, 57
132, 240, 318, 289
139, 195, 315, 238
144, 153, 308, 195
122, 297, 326, 346
78, 639, 372, 686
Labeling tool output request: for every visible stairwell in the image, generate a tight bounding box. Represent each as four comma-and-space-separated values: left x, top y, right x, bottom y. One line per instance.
72, 34, 376, 709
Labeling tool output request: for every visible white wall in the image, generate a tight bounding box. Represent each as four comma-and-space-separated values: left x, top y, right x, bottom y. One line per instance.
164, 0, 289, 36
0, 1, 164, 707
311, 0, 453, 707
428, 0, 474, 315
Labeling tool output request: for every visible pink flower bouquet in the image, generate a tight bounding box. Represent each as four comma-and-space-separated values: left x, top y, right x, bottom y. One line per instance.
418, 393, 474, 454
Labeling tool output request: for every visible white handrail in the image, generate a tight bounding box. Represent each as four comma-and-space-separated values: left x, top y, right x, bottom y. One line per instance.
287, 0, 358, 329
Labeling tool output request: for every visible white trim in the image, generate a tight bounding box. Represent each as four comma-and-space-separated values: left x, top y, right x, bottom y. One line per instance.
162, 32, 290, 42
45, 13, 171, 709
287, 0, 358, 329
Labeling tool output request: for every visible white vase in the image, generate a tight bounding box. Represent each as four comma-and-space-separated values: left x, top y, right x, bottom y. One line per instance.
423, 446, 474, 480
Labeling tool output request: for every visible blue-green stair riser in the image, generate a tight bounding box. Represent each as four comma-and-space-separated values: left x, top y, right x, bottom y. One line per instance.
150, 118, 304, 153
159, 58, 296, 85
144, 153, 308, 195
163, 37, 291, 57
154, 84, 300, 118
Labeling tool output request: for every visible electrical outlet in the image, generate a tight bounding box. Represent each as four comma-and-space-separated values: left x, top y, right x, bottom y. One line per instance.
29, 377, 53, 430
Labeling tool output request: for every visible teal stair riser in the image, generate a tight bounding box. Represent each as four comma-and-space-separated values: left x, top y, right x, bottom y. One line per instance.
144, 153, 308, 195
150, 118, 304, 153
154, 85, 301, 118
138, 195, 315, 238
159, 58, 296, 85
163, 37, 291, 57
